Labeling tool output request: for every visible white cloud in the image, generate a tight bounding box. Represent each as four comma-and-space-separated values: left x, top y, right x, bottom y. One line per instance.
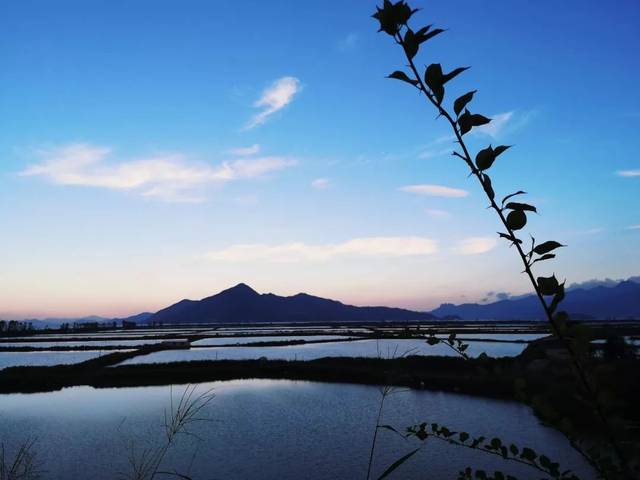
311, 178, 330, 189
474, 111, 513, 138
245, 76, 301, 129
227, 144, 260, 156
400, 184, 469, 198
626, 225, 640, 230
20, 143, 295, 202
617, 169, 640, 177
453, 237, 497, 255
205, 236, 438, 263
425, 208, 449, 217
418, 147, 451, 160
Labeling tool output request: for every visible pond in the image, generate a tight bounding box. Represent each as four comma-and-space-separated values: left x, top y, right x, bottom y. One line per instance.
191, 335, 353, 346
0, 339, 184, 349
118, 339, 527, 365
0, 350, 133, 370
0, 379, 592, 479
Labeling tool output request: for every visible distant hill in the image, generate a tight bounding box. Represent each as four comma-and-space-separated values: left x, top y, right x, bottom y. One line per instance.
430, 280, 640, 320
114, 312, 154, 324
148, 283, 437, 324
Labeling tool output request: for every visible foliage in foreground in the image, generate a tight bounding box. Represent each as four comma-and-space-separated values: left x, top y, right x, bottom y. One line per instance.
370, 1, 639, 478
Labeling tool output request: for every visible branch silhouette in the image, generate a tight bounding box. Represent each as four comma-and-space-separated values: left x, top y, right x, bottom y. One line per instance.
372, 1, 636, 478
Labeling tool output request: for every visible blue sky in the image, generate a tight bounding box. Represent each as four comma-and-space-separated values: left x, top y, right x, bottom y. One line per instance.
1, 0, 639, 318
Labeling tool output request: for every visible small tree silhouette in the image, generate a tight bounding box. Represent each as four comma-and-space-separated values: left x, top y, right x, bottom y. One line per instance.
371, 1, 638, 479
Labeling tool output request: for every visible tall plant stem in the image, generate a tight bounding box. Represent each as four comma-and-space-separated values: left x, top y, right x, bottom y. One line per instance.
394, 31, 632, 479
366, 388, 389, 480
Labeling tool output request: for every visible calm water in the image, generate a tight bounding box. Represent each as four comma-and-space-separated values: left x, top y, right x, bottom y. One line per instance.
191, 335, 353, 346
0, 339, 184, 349
0, 350, 133, 370
119, 339, 527, 366
0, 380, 592, 479
435, 333, 547, 341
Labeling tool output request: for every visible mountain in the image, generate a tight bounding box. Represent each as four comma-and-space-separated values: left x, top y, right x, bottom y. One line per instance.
430, 280, 640, 320
148, 283, 437, 324
114, 312, 154, 323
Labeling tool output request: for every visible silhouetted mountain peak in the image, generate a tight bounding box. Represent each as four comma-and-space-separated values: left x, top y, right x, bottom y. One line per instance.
217, 283, 259, 297
149, 284, 436, 324
231, 282, 258, 293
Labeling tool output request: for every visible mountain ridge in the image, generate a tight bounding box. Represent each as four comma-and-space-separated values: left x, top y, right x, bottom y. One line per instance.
6, 277, 639, 326
149, 283, 437, 324
430, 280, 640, 320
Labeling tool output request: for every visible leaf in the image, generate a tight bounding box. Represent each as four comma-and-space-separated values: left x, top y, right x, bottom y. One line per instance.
378, 424, 400, 435
501, 190, 526, 205
520, 447, 537, 462
403, 29, 419, 59
530, 253, 555, 266
426, 336, 439, 346
504, 202, 537, 213
475, 145, 511, 171
459, 432, 469, 442
498, 232, 523, 244
442, 66, 469, 84
532, 240, 565, 255
424, 63, 444, 104
454, 90, 476, 117
493, 145, 511, 156
549, 282, 565, 312
414, 24, 433, 42
481, 174, 495, 200
387, 70, 418, 86
539, 455, 552, 469
469, 113, 491, 126
537, 275, 560, 296
458, 109, 491, 135
471, 436, 485, 448
377, 448, 420, 480
506, 210, 527, 230
475, 146, 494, 171
421, 28, 445, 43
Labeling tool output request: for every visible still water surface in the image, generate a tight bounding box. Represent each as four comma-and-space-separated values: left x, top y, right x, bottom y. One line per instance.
120, 339, 527, 365
0, 350, 132, 370
0, 379, 591, 479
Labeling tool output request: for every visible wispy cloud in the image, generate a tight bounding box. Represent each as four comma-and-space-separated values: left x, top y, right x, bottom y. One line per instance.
425, 208, 450, 217
400, 184, 469, 198
616, 169, 640, 177
453, 236, 497, 255
626, 224, 640, 230
205, 236, 437, 263
338, 32, 358, 51
473, 110, 535, 138
418, 147, 452, 160
474, 111, 513, 138
311, 178, 330, 190
227, 144, 260, 156
20, 143, 295, 202
245, 76, 301, 129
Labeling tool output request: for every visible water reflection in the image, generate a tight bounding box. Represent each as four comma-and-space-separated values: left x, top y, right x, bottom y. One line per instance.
0, 379, 592, 479
119, 339, 527, 366
0, 350, 132, 370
